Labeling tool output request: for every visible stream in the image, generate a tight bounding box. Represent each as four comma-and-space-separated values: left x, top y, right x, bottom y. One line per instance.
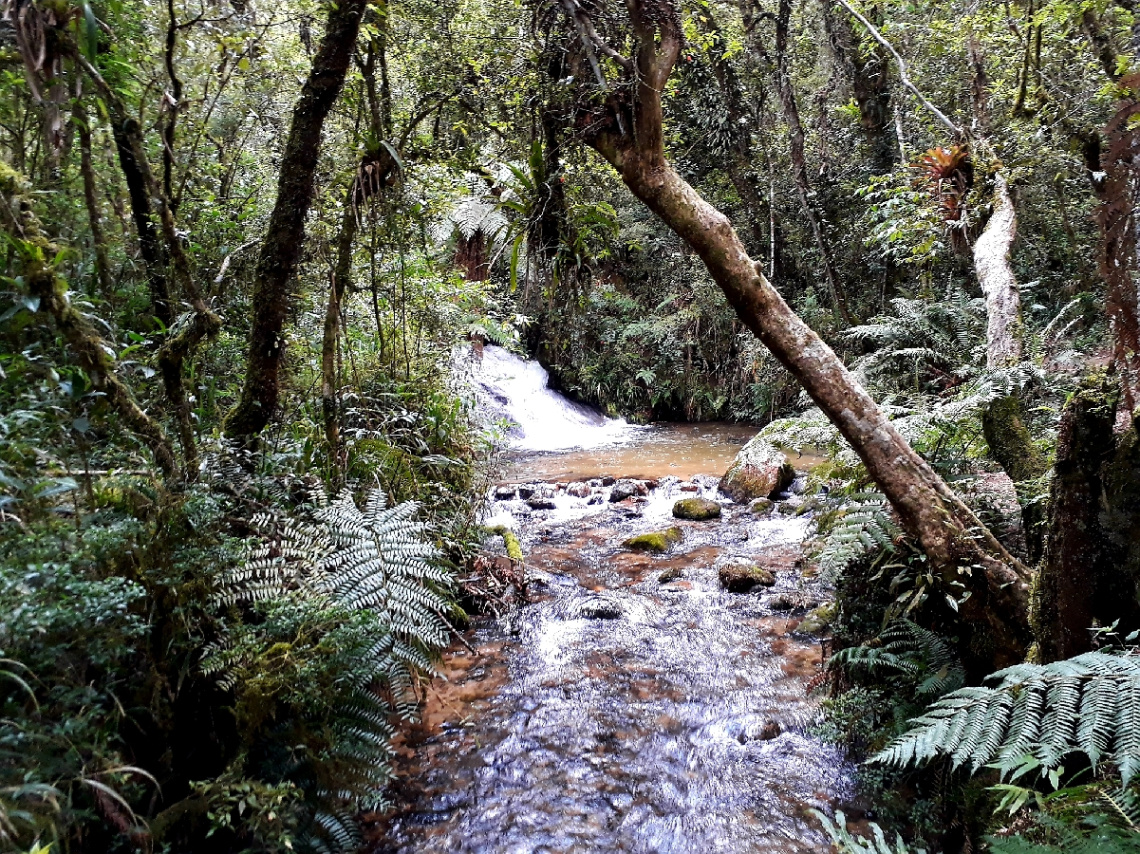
368, 348, 855, 853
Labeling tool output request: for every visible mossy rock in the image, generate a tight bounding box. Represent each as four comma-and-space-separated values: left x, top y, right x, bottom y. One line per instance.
486, 525, 523, 562
658, 566, 685, 583
719, 436, 795, 503
672, 497, 721, 521
623, 527, 684, 553
797, 602, 836, 634
718, 562, 776, 592
748, 497, 774, 515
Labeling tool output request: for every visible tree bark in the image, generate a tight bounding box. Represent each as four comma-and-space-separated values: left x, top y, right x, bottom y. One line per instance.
1095, 89, 1140, 411
74, 102, 114, 296
226, 0, 368, 440
576, 0, 1030, 670
821, 0, 898, 174
973, 174, 1022, 369
323, 191, 359, 471
1034, 379, 1117, 661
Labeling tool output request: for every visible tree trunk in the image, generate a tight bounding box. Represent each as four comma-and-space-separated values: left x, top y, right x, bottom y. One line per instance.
323, 192, 359, 472
226, 0, 368, 440
1095, 90, 1140, 411
698, 13, 800, 282
0, 163, 178, 479
1034, 379, 1117, 661
745, 0, 853, 324
578, 0, 1031, 670
74, 102, 114, 297
821, 0, 898, 174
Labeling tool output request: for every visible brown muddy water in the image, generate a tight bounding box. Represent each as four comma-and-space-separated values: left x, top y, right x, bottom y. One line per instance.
368, 426, 854, 854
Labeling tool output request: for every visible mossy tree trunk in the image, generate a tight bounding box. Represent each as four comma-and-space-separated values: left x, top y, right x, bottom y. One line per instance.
821, 0, 899, 175
0, 164, 179, 479
1035, 379, 1118, 661
226, 0, 369, 441
572, 0, 1032, 670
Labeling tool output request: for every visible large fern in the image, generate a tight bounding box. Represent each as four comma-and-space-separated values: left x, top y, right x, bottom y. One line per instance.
209, 488, 451, 853
873, 650, 1140, 783
219, 489, 450, 690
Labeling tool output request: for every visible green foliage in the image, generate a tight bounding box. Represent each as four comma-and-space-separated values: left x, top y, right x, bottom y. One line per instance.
814, 492, 901, 580
815, 809, 927, 854
830, 621, 966, 702
874, 650, 1140, 783
206, 486, 452, 852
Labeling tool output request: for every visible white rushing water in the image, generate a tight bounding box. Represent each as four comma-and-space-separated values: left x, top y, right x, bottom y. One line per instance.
461, 344, 634, 452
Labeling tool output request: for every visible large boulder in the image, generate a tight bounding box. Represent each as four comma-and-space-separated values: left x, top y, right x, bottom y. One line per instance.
719, 436, 795, 503
672, 497, 722, 521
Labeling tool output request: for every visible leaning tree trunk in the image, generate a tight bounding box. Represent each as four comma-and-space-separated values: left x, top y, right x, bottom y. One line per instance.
575, 0, 1030, 669
0, 163, 179, 479
226, 0, 369, 440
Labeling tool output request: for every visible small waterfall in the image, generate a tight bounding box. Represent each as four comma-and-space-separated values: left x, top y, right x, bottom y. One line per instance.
461, 344, 632, 452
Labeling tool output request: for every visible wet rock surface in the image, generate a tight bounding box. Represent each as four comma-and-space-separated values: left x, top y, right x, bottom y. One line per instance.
371, 468, 852, 854
673, 497, 722, 521
719, 436, 796, 503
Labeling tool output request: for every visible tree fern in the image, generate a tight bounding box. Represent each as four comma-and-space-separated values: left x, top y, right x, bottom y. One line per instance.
873, 650, 1140, 783
219, 488, 450, 677
209, 488, 451, 853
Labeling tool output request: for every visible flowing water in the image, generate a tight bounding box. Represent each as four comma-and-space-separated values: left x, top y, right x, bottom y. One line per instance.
369, 350, 855, 853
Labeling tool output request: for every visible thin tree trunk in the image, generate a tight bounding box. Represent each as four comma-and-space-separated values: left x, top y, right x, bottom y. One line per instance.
745, 0, 853, 324
698, 13, 798, 280
974, 174, 1023, 369
226, 0, 368, 440
76, 54, 220, 475
323, 192, 359, 471
578, 0, 1031, 669
74, 102, 113, 296
821, 0, 898, 174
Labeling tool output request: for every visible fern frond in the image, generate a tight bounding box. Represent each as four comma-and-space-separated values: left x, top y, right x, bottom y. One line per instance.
874, 650, 1140, 785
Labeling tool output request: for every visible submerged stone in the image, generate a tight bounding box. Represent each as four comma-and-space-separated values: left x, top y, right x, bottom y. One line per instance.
672, 497, 722, 521
572, 595, 625, 620
718, 562, 776, 592
749, 497, 774, 514
623, 527, 684, 553
658, 566, 685, 583
719, 436, 795, 503
797, 602, 836, 634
